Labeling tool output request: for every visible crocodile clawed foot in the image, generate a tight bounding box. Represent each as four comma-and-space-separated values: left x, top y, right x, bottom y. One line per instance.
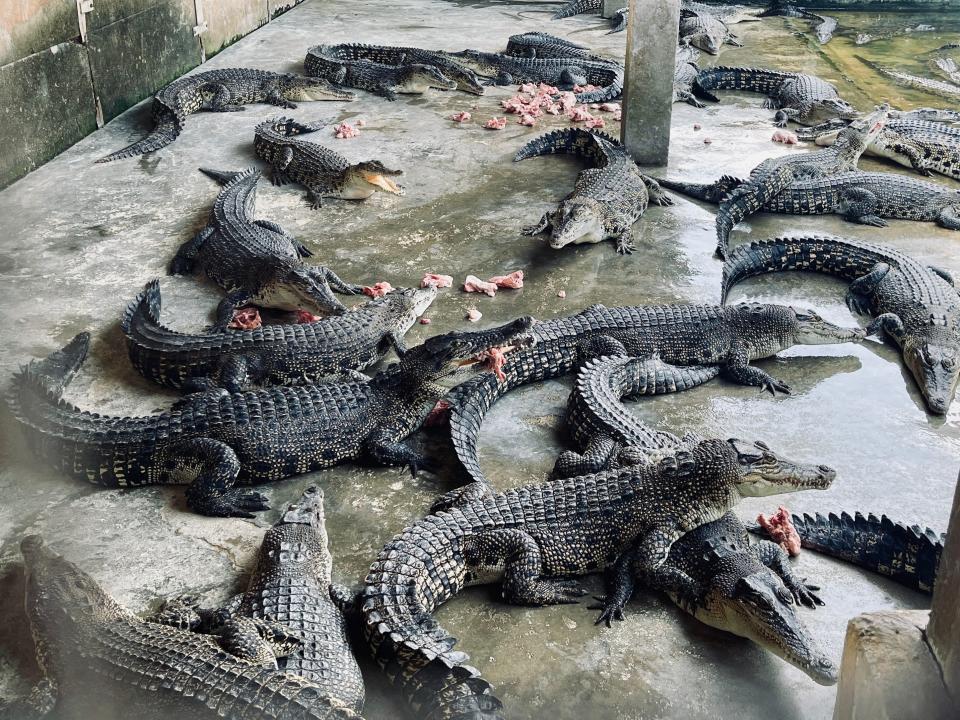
615, 238, 635, 255
760, 379, 791, 396
793, 582, 825, 609
430, 481, 494, 512
844, 292, 870, 317
198, 489, 270, 518
525, 579, 588, 605
588, 596, 626, 627
408, 456, 438, 478
521, 224, 542, 236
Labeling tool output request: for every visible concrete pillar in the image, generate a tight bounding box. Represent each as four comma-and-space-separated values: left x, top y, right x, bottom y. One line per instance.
602, 0, 622, 18
620, 0, 680, 165
929, 469, 960, 705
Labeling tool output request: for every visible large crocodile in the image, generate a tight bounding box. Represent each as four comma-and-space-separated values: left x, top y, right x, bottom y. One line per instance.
362, 437, 835, 720
445, 302, 866, 499
722, 235, 960, 414
254, 117, 404, 208
749, 510, 945, 594
304, 43, 485, 95
8, 320, 535, 517
96, 68, 354, 163
121, 280, 437, 393
693, 66, 857, 126
515, 128, 672, 255
857, 55, 960, 102
445, 49, 624, 103
760, 1, 837, 44
170, 167, 361, 329
655, 170, 960, 230
6, 536, 361, 720
712, 105, 888, 256
305, 46, 457, 100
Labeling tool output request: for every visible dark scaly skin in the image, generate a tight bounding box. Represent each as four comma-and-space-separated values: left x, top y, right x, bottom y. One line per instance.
304, 46, 458, 101
7, 536, 361, 720
679, 12, 742, 55
722, 235, 960, 414
121, 280, 437, 393
254, 117, 405, 207
675, 42, 706, 107
363, 438, 834, 720
748, 511, 945, 594
304, 43, 485, 95
96, 68, 354, 163
693, 65, 857, 126
515, 128, 672, 255
655, 171, 960, 230
169, 167, 361, 328
7, 320, 535, 518
445, 303, 866, 497
856, 55, 960, 102
551, 0, 601, 20
760, 1, 837, 44
712, 105, 889, 256
445, 49, 624, 103
504, 32, 590, 59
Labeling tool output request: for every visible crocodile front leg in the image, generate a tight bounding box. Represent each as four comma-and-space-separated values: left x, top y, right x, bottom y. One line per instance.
312, 265, 363, 295
465, 529, 588, 605
211, 291, 254, 332
521, 212, 552, 236
364, 432, 436, 476
207, 83, 246, 112
890, 140, 933, 177
937, 205, 960, 230
252, 219, 313, 257
169, 225, 215, 275
837, 188, 887, 227
589, 543, 637, 626
615, 228, 635, 255
715, 167, 793, 257
845, 262, 890, 316
269, 146, 295, 186
643, 176, 674, 207
751, 541, 824, 608
721, 348, 791, 395
429, 480, 497, 512
866, 312, 906, 347
553, 435, 619, 479
173, 438, 270, 517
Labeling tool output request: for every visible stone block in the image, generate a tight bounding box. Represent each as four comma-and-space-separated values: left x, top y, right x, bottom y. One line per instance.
0, 0, 80, 67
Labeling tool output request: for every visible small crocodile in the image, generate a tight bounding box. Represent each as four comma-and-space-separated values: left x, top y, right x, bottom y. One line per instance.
680, 11, 742, 55
857, 55, 960, 102
121, 279, 436, 393
362, 437, 834, 720
305, 46, 457, 100
749, 510, 945, 594
712, 105, 888, 256
254, 117, 404, 208
170, 167, 361, 328
655, 170, 960, 230
694, 66, 857, 126
97, 68, 354, 163
674, 41, 706, 107
515, 128, 672, 254
8, 320, 535, 517
304, 43, 484, 95
722, 235, 960, 414
760, 1, 837, 44
8, 535, 361, 719
446, 49, 624, 103
445, 303, 865, 499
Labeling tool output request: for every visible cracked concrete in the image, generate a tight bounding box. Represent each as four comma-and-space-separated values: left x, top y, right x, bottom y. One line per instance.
0, 1, 958, 719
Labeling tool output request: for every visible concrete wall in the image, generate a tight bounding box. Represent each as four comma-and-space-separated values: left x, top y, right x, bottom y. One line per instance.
928, 471, 960, 705
0, 0, 307, 189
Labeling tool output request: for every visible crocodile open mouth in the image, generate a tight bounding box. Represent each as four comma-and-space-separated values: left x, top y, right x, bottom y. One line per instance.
361, 172, 404, 195
456, 340, 531, 379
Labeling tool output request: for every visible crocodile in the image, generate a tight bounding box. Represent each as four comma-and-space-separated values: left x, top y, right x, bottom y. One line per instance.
680, 11, 742, 55
361, 437, 835, 720
749, 510, 945, 594
674, 41, 706, 107
254, 117, 404, 208
8, 320, 535, 517
445, 49, 624, 104
930, 57, 960, 85
445, 302, 866, 499
515, 128, 672, 255
856, 55, 960, 102
693, 66, 858, 126
721, 235, 960, 414
121, 279, 437, 393
655, 171, 960, 230
96, 68, 354, 163
711, 104, 888, 256
760, 1, 837, 44
304, 43, 484, 95
6, 535, 361, 720
504, 32, 590, 59
305, 46, 457, 100
169, 167, 361, 329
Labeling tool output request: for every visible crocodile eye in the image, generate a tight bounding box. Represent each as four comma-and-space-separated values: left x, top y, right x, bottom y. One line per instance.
943, 357, 957, 371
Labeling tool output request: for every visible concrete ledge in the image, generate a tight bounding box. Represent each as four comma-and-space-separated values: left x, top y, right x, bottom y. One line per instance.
833, 610, 955, 720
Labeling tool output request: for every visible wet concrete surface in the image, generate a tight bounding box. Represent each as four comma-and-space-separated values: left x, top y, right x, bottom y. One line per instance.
0, 1, 958, 718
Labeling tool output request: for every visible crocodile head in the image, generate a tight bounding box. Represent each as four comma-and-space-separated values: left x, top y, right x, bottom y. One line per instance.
254, 486, 332, 585
902, 326, 959, 415
792, 308, 867, 345
341, 160, 405, 198
808, 97, 859, 125
728, 304, 865, 357
261, 263, 352, 316
379, 286, 438, 335
397, 64, 458, 94
394, 316, 537, 383
728, 438, 836, 496
834, 104, 889, 155
276, 73, 356, 102
696, 558, 838, 685
549, 198, 606, 249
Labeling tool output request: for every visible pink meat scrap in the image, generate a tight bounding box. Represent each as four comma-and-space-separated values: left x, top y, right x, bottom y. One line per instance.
228, 307, 261, 331
475, 347, 509, 381
334, 122, 360, 139
598, 103, 620, 113
518, 113, 538, 127
772, 129, 799, 145
484, 117, 507, 130
463, 275, 498, 297
573, 84, 598, 93
295, 310, 321, 323
556, 91, 577, 111
567, 106, 594, 122
423, 399, 452, 427
466, 308, 482, 321
450, 111, 472, 122
585, 116, 605, 129
757, 507, 802, 556
488, 270, 523, 289
421, 272, 453, 289
362, 281, 393, 298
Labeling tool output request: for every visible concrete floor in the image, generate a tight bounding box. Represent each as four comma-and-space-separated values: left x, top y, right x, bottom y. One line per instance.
0, 1, 958, 718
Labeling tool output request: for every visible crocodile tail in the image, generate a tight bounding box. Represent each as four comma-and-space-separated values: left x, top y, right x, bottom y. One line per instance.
721, 235, 889, 303
694, 65, 791, 96
255, 116, 325, 139
446, 373, 506, 485
120, 280, 195, 389
749, 511, 944, 594
362, 516, 505, 720
551, 0, 602, 20
653, 175, 745, 203
514, 128, 613, 166
13, 333, 90, 404
96, 105, 182, 163
198, 167, 253, 186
